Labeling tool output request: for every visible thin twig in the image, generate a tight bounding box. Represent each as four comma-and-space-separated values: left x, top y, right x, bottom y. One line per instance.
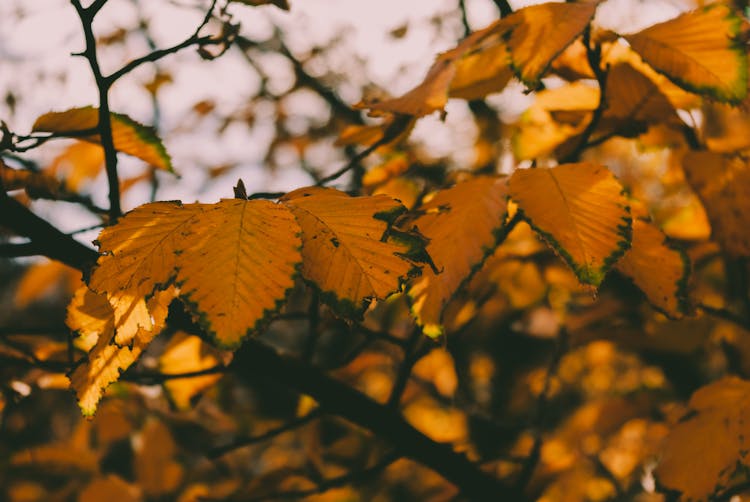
70, 0, 122, 220
106, 0, 219, 85
209, 408, 323, 458
121, 364, 227, 384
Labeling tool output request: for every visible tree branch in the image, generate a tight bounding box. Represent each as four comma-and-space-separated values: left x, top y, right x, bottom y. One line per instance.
209, 408, 323, 458
232, 338, 527, 501
70, 0, 122, 220
0, 194, 98, 270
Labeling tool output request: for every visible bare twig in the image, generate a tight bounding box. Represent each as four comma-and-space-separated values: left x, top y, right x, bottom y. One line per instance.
70, 0, 123, 220
209, 408, 323, 458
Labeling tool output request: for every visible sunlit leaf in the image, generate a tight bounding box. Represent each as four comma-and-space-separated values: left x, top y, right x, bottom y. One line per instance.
407, 176, 509, 337
682, 151, 750, 256
67, 287, 173, 416
656, 377, 750, 499
512, 82, 598, 160
624, 4, 748, 104
509, 163, 631, 286
159, 332, 226, 410
615, 219, 689, 318
33, 106, 173, 171
282, 187, 417, 316
92, 199, 302, 348
502, 1, 599, 88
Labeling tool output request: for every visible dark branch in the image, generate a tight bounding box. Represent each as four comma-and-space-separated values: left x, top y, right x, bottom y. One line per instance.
232, 338, 527, 501
70, 0, 122, 219
0, 194, 99, 271
209, 408, 323, 458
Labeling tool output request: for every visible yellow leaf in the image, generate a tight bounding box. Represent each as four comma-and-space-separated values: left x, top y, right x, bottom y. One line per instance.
160, 332, 225, 410
66, 285, 114, 350
359, 14, 513, 117
509, 163, 631, 286
14, 260, 79, 308
33, 106, 173, 171
624, 4, 748, 104
67, 287, 174, 416
91, 199, 302, 348
46, 141, 104, 191
79, 475, 141, 502
615, 219, 689, 318
134, 419, 184, 496
449, 38, 513, 101
683, 151, 750, 256
373, 177, 421, 210
281, 187, 415, 315
512, 82, 598, 160
91, 202, 199, 345
656, 376, 750, 500
502, 1, 599, 88
407, 176, 509, 337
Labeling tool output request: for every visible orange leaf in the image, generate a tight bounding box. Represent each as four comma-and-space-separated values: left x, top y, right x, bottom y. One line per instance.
509, 163, 631, 286
282, 187, 417, 316
502, 1, 599, 88
67, 287, 174, 416
615, 219, 689, 318
407, 176, 509, 337
91, 199, 302, 348
33, 106, 173, 171
159, 332, 226, 410
134, 419, 184, 496
682, 151, 750, 256
657, 377, 750, 499
47, 141, 105, 191
624, 4, 748, 104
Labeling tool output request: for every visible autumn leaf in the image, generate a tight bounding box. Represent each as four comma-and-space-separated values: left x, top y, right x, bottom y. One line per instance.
682, 151, 750, 256
656, 377, 750, 500
14, 260, 80, 308
159, 332, 226, 410
91, 199, 302, 348
360, 1, 597, 117
623, 3, 748, 104
47, 141, 105, 191
407, 176, 509, 337
509, 163, 631, 286
67, 286, 174, 415
615, 219, 689, 318
281, 187, 417, 316
512, 82, 598, 160
602, 62, 680, 132
134, 419, 184, 496
501, 1, 599, 89
33, 106, 173, 171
